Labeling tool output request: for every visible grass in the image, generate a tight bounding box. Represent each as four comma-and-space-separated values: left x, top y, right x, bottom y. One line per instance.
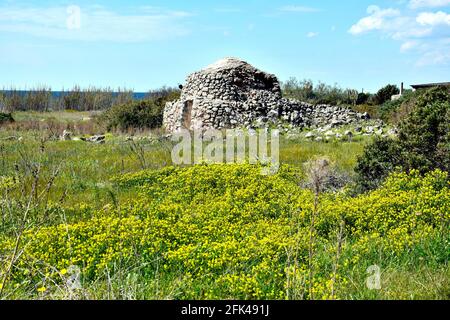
11, 111, 97, 122
0, 111, 447, 300
0, 134, 172, 211
0, 115, 370, 211
336, 232, 450, 300
281, 139, 366, 174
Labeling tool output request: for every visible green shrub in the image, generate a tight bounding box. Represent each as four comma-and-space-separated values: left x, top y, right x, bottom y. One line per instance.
99, 88, 180, 131
100, 99, 163, 131
398, 88, 450, 173
355, 87, 450, 191
373, 84, 399, 105
24, 87, 52, 111
281, 78, 359, 106
0, 112, 14, 125
378, 90, 415, 123
356, 92, 371, 105
354, 137, 402, 191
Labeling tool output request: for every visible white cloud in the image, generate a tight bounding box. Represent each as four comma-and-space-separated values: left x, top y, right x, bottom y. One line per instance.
349, 5, 450, 65
279, 5, 319, 13
0, 5, 192, 42
417, 11, 450, 25
409, 0, 450, 9
306, 31, 319, 38
400, 40, 419, 51
349, 6, 400, 35
416, 47, 450, 65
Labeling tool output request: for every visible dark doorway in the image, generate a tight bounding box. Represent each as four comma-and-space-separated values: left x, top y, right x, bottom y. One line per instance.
182, 100, 193, 129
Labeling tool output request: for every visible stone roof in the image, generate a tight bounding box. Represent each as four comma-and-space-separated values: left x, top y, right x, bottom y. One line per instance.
202, 57, 258, 73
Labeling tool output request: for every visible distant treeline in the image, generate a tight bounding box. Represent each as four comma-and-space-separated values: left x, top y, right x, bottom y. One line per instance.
281, 78, 401, 107
0, 86, 180, 112
1, 80, 400, 113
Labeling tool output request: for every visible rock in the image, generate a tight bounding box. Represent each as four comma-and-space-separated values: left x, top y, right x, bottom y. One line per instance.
86, 135, 106, 144
1, 136, 18, 141
365, 126, 375, 134
255, 117, 267, 128
305, 132, 315, 139
331, 119, 344, 127
61, 130, 73, 141
359, 112, 370, 120
286, 133, 301, 140
315, 137, 323, 142
344, 130, 353, 137
387, 128, 399, 136
267, 109, 278, 119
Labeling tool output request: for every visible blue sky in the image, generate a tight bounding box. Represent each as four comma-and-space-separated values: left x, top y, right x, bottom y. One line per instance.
0, 0, 449, 93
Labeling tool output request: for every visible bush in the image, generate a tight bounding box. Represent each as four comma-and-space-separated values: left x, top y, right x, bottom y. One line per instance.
378, 90, 416, 123
0, 86, 142, 112
373, 84, 399, 105
354, 137, 402, 191
398, 88, 450, 173
99, 99, 163, 131
281, 78, 359, 106
0, 112, 14, 125
24, 87, 52, 111
355, 87, 450, 191
356, 92, 371, 105
99, 88, 180, 131
146, 86, 181, 102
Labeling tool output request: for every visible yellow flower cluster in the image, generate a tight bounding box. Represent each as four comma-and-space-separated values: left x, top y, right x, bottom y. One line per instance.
1, 164, 448, 299
0, 176, 17, 191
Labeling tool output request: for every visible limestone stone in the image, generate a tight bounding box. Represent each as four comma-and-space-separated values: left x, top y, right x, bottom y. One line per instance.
163, 57, 370, 132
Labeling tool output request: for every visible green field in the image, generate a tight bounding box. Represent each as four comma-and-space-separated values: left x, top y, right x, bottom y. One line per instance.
0, 112, 448, 300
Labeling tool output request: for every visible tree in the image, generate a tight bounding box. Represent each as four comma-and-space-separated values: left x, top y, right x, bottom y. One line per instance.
397, 87, 450, 173
282, 78, 315, 101
345, 89, 359, 106
374, 84, 399, 105
356, 92, 371, 105
355, 87, 450, 191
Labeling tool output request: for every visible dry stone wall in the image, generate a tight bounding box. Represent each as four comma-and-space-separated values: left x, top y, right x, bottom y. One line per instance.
163, 58, 369, 132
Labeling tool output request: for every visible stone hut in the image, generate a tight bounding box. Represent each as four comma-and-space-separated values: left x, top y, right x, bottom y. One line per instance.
163, 57, 368, 132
